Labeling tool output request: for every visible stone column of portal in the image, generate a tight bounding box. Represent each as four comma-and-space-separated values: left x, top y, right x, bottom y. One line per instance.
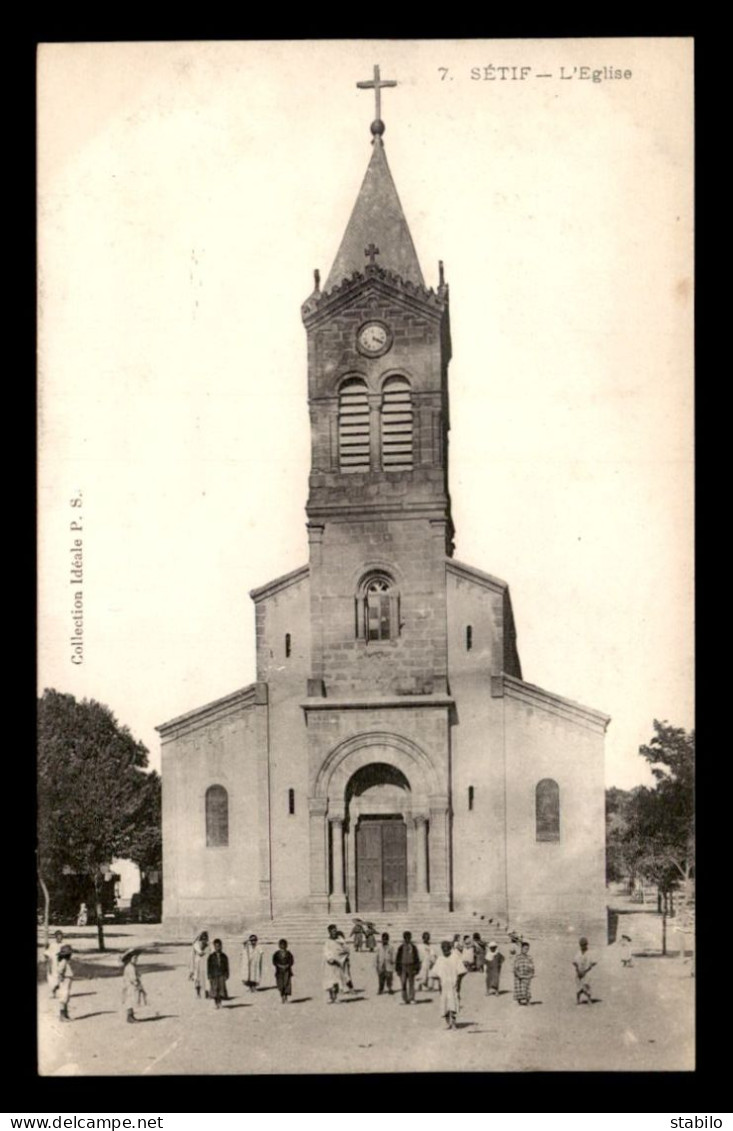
330, 817, 346, 913
415, 814, 429, 893
308, 797, 329, 914
428, 795, 451, 911
346, 820, 357, 914
413, 814, 430, 907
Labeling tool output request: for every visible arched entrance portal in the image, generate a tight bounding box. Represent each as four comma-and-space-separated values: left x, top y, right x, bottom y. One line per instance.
309, 732, 450, 915
347, 763, 410, 913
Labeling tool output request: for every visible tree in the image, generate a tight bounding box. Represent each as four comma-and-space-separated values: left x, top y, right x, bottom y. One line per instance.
605, 785, 634, 883
606, 720, 694, 955
636, 720, 694, 884
37, 689, 161, 951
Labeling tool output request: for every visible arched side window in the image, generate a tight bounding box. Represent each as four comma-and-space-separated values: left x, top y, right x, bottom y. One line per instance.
338, 378, 370, 471
355, 571, 400, 642
535, 779, 560, 842
381, 376, 413, 470
206, 785, 229, 847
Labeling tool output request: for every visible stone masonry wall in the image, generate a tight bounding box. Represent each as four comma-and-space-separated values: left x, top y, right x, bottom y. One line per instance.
310, 517, 449, 697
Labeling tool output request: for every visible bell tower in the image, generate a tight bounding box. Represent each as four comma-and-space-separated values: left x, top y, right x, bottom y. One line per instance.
302, 67, 454, 700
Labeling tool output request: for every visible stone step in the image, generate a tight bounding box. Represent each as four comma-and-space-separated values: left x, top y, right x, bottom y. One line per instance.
161, 913, 543, 945
229, 914, 517, 945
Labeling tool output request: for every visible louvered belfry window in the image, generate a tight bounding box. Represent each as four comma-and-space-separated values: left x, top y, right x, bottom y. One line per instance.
381, 376, 413, 470
338, 378, 370, 471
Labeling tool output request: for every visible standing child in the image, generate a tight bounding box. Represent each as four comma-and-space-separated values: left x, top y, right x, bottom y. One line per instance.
513, 941, 535, 1005
207, 939, 230, 1009
375, 932, 396, 994
323, 924, 350, 1003
189, 931, 210, 998
242, 933, 264, 993
56, 945, 74, 1022
416, 931, 437, 991
484, 941, 505, 995
121, 948, 145, 1023
44, 930, 65, 999
619, 933, 634, 967
395, 931, 421, 1005
272, 939, 295, 1003
573, 937, 596, 1005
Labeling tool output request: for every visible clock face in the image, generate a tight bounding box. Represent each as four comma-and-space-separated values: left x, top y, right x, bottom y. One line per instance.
357, 321, 392, 357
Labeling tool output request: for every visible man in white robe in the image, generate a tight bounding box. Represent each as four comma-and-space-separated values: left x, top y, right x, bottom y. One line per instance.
431, 941, 463, 1029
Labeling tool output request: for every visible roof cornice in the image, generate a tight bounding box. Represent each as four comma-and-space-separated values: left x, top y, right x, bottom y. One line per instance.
501, 673, 610, 733
302, 268, 448, 328
157, 684, 265, 743
447, 558, 510, 595
249, 564, 309, 603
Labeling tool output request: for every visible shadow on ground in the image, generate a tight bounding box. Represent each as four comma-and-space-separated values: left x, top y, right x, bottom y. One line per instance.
38, 959, 177, 983
71, 1010, 117, 1021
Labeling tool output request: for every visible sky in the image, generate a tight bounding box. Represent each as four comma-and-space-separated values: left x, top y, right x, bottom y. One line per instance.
37, 39, 694, 788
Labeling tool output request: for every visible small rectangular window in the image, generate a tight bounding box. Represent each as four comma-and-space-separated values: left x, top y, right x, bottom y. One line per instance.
466, 626, 473, 651
288, 788, 295, 815
285, 633, 291, 658
468, 785, 474, 811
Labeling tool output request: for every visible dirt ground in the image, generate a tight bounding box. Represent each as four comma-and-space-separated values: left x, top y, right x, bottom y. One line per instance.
38, 910, 694, 1076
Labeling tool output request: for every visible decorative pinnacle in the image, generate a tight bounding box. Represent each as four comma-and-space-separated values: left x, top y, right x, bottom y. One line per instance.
356, 64, 397, 136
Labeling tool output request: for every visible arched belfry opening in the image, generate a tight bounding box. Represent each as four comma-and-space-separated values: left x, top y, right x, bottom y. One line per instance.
345, 763, 411, 913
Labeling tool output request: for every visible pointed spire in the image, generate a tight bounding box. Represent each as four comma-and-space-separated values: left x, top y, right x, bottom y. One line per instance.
325, 137, 425, 291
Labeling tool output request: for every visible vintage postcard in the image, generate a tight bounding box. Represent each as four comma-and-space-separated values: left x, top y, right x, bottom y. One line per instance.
37, 39, 693, 1075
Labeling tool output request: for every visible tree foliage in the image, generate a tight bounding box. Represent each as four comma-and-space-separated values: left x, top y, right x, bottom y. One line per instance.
606, 720, 694, 892
37, 688, 161, 948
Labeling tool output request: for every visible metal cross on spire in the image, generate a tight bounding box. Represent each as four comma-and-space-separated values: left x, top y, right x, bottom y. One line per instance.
356, 64, 397, 128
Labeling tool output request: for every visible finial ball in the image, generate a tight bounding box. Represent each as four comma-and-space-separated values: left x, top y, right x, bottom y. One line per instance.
370, 119, 385, 137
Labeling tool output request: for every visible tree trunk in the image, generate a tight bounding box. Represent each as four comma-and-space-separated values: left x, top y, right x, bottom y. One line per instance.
94, 872, 106, 952
661, 907, 667, 956
38, 869, 50, 950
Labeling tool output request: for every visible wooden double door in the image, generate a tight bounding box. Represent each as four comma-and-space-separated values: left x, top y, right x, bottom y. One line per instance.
356, 818, 407, 912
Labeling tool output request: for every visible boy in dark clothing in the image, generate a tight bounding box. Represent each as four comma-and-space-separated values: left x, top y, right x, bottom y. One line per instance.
395, 931, 421, 1004
272, 938, 295, 1003
207, 938, 230, 1009
375, 932, 396, 994
472, 932, 487, 971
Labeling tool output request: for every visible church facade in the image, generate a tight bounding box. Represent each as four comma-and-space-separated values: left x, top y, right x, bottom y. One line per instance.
159, 81, 609, 937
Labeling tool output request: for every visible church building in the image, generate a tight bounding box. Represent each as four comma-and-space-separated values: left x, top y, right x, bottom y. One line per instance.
159, 69, 609, 938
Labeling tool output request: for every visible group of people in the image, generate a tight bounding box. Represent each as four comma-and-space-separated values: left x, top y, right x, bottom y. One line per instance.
43, 930, 149, 1024
189, 931, 295, 1008
323, 923, 540, 1029
42, 922, 601, 1029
